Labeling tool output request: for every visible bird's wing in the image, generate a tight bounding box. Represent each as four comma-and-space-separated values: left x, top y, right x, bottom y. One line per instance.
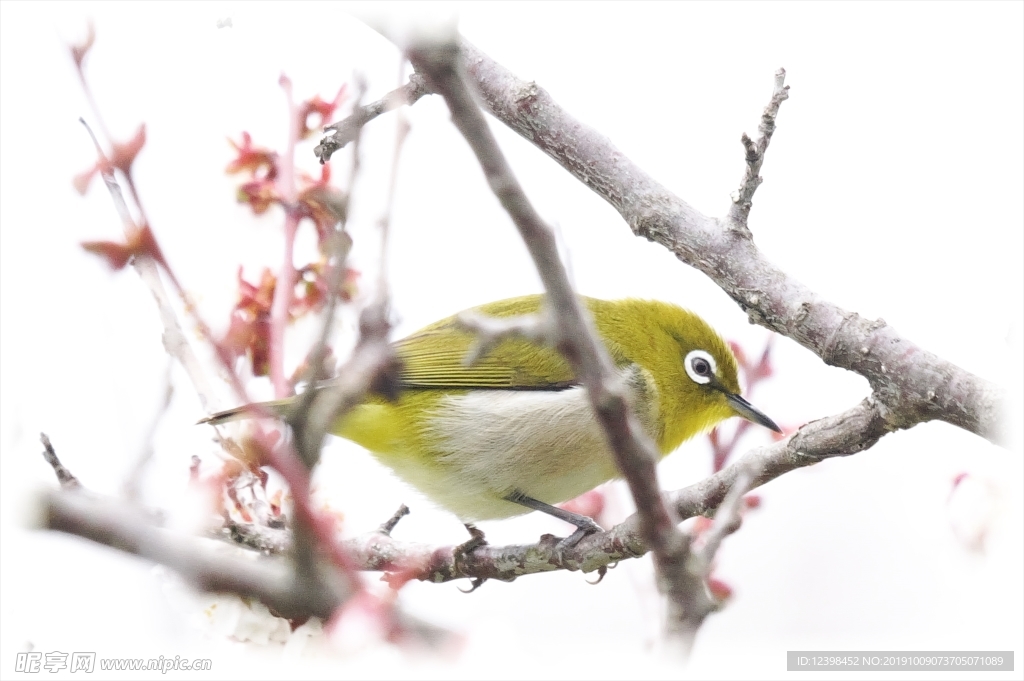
394, 320, 579, 390
391, 295, 634, 391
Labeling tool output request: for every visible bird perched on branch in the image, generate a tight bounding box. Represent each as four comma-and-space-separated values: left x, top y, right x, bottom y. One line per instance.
202, 295, 780, 545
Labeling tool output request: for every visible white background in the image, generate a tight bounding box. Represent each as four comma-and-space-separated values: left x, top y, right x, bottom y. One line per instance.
1, 2, 1021, 679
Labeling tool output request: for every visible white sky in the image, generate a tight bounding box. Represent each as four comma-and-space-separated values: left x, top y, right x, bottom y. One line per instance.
1, 2, 1022, 679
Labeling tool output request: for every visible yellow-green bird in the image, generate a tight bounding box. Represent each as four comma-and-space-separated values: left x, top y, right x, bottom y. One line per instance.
202, 295, 779, 541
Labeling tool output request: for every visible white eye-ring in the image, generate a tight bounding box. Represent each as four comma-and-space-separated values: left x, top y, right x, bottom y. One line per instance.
684, 349, 716, 385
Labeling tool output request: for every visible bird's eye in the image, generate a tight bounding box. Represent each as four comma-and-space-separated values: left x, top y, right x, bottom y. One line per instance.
684, 349, 716, 385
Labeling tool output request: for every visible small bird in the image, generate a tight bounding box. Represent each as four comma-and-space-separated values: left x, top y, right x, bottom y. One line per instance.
202, 295, 780, 542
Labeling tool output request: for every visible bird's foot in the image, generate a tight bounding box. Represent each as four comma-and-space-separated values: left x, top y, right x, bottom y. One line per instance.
454, 524, 488, 593
503, 489, 605, 550
556, 516, 603, 550
454, 523, 487, 557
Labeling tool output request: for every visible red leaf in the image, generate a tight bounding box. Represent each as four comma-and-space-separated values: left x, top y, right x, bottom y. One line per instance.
226, 132, 278, 179
81, 239, 133, 270
708, 576, 733, 601
74, 126, 147, 194
80, 224, 164, 271
110, 124, 146, 176
220, 268, 276, 376
73, 167, 98, 195
236, 178, 279, 214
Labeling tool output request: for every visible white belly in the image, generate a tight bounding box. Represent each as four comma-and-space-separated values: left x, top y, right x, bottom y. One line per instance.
419, 384, 641, 521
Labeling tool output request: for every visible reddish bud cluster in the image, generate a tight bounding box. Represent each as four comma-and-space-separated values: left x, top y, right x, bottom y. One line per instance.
70, 32, 378, 632
222, 268, 276, 376
189, 428, 287, 528
222, 86, 357, 378
297, 86, 347, 140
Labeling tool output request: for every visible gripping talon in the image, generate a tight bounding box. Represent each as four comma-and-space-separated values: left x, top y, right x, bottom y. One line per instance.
458, 577, 487, 593
586, 565, 609, 585
455, 523, 487, 557
556, 523, 601, 549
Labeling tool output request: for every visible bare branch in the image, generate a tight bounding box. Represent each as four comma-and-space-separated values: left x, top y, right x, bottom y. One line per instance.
378, 504, 411, 535
39, 489, 352, 620
267, 75, 304, 398
292, 70, 410, 469
315, 74, 429, 164
290, 78, 368, 468
123, 362, 174, 501
295, 302, 400, 466
689, 458, 759, 570
218, 517, 292, 555
457, 38, 1006, 447
727, 68, 790, 231
652, 459, 760, 653
40, 434, 80, 490
455, 310, 552, 365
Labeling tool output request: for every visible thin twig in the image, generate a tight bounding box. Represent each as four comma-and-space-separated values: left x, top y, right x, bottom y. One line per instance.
268, 75, 301, 398
727, 68, 790, 231
123, 361, 174, 501
291, 68, 408, 465
40, 434, 80, 489
378, 505, 410, 536
377, 60, 412, 297
290, 77, 367, 468
315, 74, 429, 164
455, 310, 552, 365
304, 303, 399, 444
690, 458, 760, 575
660, 459, 760, 653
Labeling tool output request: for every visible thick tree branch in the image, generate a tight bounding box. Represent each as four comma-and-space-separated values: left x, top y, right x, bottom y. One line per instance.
40, 489, 351, 620
456, 38, 1006, 447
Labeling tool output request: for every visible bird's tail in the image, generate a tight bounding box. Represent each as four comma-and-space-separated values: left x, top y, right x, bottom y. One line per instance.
197, 397, 295, 426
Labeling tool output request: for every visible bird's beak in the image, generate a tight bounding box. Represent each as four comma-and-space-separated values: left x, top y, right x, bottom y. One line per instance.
726, 393, 782, 433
